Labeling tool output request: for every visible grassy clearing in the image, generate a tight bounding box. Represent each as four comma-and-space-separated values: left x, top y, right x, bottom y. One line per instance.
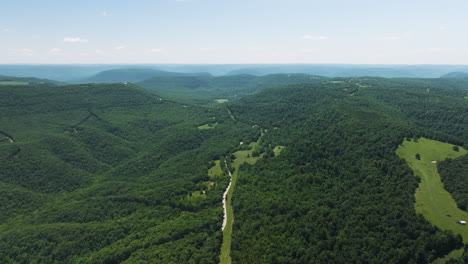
0, 81, 29, 86
273, 145, 285, 157
396, 138, 468, 242
215, 99, 229, 103
197, 122, 218, 130
330, 80, 344, 84
208, 160, 223, 179
220, 141, 262, 264
356, 83, 368, 88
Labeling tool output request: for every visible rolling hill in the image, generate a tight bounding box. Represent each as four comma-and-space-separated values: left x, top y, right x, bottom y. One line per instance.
0, 76, 467, 263
441, 72, 468, 78
74, 68, 212, 84
136, 73, 327, 103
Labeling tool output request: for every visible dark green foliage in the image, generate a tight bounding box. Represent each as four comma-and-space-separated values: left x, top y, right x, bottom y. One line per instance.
0, 82, 255, 263
136, 73, 327, 103
227, 81, 465, 263
438, 156, 468, 211
416, 153, 421, 160
0, 75, 467, 263
0, 75, 62, 86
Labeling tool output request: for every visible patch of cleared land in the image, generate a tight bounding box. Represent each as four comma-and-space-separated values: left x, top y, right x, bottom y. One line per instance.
215, 99, 229, 103
220, 141, 263, 264
396, 138, 468, 260
273, 145, 285, 157
0, 81, 29, 86
330, 80, 344, 84
197, 122, 218, 130
208, 160, 223, 179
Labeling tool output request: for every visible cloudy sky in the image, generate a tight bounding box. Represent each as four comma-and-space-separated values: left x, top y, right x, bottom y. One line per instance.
1, 0, 468, 64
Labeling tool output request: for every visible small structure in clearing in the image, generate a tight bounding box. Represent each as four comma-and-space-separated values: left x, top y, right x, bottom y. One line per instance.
458, 221, 466, 225
431, 160, 438, 164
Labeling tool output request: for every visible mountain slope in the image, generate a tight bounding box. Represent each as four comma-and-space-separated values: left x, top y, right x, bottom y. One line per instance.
74, 68, 211, 84
0, 75, 62, 86
226, 79, 466, 263
441, 72, 468, 78
0, 82, 257, 263
136, 73, 327, 103
0, 77, 467, 263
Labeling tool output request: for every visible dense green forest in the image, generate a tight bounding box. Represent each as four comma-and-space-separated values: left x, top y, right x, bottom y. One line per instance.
227, 80, 466, 263
0, 75, 467, 263
137, 73, 326, 103
0, 75, 62, 86
0, 82, 258, 263
438, 155, 468, 211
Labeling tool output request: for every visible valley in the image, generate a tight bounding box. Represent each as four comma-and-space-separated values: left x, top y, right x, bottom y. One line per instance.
0, 71, 467, 263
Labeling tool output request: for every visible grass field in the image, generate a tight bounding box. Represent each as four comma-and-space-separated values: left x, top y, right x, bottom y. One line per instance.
396, 138, 468, 240
197, 122, 218, 130
0, 81, 29, 85
208, 160, 223, 179
273, 145, 285, 157
220, 141, 263, 264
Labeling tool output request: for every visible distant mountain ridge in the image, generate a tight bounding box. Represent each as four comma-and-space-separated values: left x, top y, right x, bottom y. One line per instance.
136, 73, 327, 103
440, 72, 468, 78
0, 75, 62, 86
3, 64, 468, 81
74, 68, 212, 84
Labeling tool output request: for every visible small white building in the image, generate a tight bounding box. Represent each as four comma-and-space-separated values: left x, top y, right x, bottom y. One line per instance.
458, 221, 466, 225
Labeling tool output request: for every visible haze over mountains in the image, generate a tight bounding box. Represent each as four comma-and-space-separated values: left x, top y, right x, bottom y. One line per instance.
1, 70, 467, 263
3, 64, 468, 82
1, 59, 468, 263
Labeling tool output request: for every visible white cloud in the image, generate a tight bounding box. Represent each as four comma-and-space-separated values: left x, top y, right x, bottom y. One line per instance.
438, 26, 446, 30
48, 48, 61, 55
101, 11, 108, 16
199, 48, 210, 52
8, 48, 34, 56
95, 49, 102, 54
301, 34, 328, 40
64, 37, 88, 43
2, 28, 10, 32
114, 45, 127, 50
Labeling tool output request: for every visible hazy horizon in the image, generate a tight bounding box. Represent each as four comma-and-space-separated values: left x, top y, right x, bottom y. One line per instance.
2, 0, 468, 64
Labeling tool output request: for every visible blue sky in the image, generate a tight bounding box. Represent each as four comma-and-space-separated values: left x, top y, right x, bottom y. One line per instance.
1, 0, 467, 64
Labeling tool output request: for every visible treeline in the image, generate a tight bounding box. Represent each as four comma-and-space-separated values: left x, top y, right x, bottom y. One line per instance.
438, 155, 468, 211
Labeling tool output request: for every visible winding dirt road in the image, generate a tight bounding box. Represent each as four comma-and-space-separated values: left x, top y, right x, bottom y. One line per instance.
221, 159, 233, 231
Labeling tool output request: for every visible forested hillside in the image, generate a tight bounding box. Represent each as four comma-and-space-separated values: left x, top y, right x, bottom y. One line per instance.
0, 83, 258, 263
137, 73, 326, 103
0, 75, 62, 86
74, 68, 211, 84
0, 76, 467, 263
225, 79, 467, 263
